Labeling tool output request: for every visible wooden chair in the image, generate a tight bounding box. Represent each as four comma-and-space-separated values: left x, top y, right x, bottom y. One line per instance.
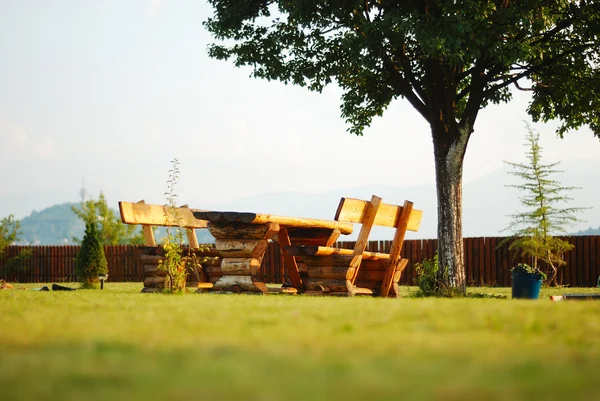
285, 195, 422, 297
118, 200, 220, 292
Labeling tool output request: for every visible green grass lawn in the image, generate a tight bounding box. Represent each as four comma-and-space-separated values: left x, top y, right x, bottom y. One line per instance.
1, 283, 600, 401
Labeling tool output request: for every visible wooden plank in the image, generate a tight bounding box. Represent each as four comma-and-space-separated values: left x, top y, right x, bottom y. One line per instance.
500, 238, 508, 287
583, 236, 591, 287
593, 236, 600, 288
334, 197, 422, 231
277, 226, 303, 290
485, 237, 493, 285
410, 239, 419, 286
381, 200, 413, 297
477, 237, 485, 286
119, 201, 208, 229
285, 246, 391, 260
570, 236, 577, 287
577, 236, 584, 287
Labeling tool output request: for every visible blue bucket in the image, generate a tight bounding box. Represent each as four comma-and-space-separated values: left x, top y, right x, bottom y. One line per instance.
512, 272, 542, 299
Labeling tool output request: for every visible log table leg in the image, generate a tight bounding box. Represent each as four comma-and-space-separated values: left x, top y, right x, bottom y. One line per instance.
208, 222, 280, 294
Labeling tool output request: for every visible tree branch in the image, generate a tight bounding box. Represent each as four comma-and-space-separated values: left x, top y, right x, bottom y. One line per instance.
483, 44, 594, 96
382, 53, 428, 119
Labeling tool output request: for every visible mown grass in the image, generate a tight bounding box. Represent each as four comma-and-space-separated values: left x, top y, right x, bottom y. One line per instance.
1, 283, 600, 401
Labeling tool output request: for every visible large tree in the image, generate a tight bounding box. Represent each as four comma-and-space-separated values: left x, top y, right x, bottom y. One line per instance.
204, 0, 600, 291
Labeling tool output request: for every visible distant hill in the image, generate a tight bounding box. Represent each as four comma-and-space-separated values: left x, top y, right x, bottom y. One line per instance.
17, 203, 215, 245
19, 203, 83, 245
573, 226, 600, 236
191, 159, 598, 240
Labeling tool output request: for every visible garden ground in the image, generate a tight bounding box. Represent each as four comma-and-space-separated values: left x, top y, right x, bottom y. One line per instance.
1, 283, 600, 401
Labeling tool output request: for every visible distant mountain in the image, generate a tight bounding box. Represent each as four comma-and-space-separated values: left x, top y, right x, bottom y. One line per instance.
191, 158, 598, 241
19, 203, 83, 245
17, 203, 215, 245
10, 158, 598, 244
573, 227, 600, 236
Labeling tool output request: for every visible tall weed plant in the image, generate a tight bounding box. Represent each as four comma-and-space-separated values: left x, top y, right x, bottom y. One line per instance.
158, 159, 191, 293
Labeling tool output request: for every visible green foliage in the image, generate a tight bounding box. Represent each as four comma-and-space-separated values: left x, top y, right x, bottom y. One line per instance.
0, 215, 32, 281
414, 254, 440, 297
158, 158, 192, 294
205, 1, 600, 138
512, 263, 547, 281
75, 222, 108, 289
503, 125, 587, 285
413, 254, 463, 298
71, 192, 144, 245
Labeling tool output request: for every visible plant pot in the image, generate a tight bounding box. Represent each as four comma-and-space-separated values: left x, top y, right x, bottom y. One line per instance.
512, 271, 543, 299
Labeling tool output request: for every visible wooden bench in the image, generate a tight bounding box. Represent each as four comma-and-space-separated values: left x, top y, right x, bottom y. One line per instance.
285, 195, 422, 297
118, 200, 221, 293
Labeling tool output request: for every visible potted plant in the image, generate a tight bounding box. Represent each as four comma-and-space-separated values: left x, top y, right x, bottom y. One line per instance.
511, 263, 546, 299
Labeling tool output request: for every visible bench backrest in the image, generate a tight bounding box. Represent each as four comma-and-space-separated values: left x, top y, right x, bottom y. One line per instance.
333, 195, 422, 292
335, 197, 422, 231
118, 200, 209, 248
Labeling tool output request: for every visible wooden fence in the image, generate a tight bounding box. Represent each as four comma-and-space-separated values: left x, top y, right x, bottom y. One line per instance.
2, 236, 599, 287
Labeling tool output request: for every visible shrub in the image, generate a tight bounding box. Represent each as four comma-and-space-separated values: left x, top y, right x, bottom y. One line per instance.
414, 254, 463, 298
75, 222, 108, 289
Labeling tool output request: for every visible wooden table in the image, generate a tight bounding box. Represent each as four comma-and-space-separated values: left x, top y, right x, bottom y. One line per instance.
192, 210, 354, 294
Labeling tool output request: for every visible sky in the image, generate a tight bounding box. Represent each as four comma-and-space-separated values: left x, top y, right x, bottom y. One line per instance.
1, 0, 599, 235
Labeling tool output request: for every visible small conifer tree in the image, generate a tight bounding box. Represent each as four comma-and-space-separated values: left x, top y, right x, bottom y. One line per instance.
76, 222, 108, 289
503, 125, 586, 286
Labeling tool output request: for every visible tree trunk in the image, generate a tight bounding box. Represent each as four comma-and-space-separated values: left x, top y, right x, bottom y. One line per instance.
431, 123, 471, 293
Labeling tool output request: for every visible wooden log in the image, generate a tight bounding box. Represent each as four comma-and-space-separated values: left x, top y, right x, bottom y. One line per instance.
214, 239, 269, 258
196, 211, 353, 234
208, 222, 280, 240
302, 255, 353, 267
144, 276, 166, 287
144, 265, 167, 275
334, 197, 422, 231
220, 258, 261, 276
212, 275, 266, 293
203, 265, 223, 278
304, 265, 349, 280
303, 278, 348, 292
